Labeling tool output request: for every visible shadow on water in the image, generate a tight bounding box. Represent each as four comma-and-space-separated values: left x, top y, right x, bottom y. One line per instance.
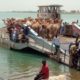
10, 47, 49, 57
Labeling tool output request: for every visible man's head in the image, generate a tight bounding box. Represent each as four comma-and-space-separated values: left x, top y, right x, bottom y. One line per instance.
42, 60, 46, 66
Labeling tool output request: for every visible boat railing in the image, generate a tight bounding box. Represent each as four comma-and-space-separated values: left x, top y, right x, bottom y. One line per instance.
29, 34, 70, 64
29, 34, 55, 53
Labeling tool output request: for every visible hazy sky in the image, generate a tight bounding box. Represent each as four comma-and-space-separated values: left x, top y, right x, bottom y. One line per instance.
0, 0, 80, 11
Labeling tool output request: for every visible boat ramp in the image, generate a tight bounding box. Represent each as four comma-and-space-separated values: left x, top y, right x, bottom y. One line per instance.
0, 27, 72, 68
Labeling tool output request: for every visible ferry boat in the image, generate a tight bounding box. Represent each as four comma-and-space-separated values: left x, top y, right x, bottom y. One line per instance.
1, 4, 80, 70
37, 4, 62, 19
37, 5, 80, 37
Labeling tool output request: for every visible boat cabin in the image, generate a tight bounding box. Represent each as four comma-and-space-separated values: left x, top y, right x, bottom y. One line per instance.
37, 5, 62, 19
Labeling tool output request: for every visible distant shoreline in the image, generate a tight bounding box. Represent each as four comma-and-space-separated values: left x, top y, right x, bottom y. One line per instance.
61, 12, 80, 14
0, 11, 37, 13
0, 11, 80, 14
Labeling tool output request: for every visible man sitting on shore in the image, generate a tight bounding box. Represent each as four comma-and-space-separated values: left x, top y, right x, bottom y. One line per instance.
34, 60, 49, 80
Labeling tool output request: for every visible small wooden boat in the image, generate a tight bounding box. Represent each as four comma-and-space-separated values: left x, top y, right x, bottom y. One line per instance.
63, 23, 80, 37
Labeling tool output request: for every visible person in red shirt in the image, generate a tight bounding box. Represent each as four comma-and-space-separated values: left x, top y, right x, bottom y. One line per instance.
34, 60, 49, 80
